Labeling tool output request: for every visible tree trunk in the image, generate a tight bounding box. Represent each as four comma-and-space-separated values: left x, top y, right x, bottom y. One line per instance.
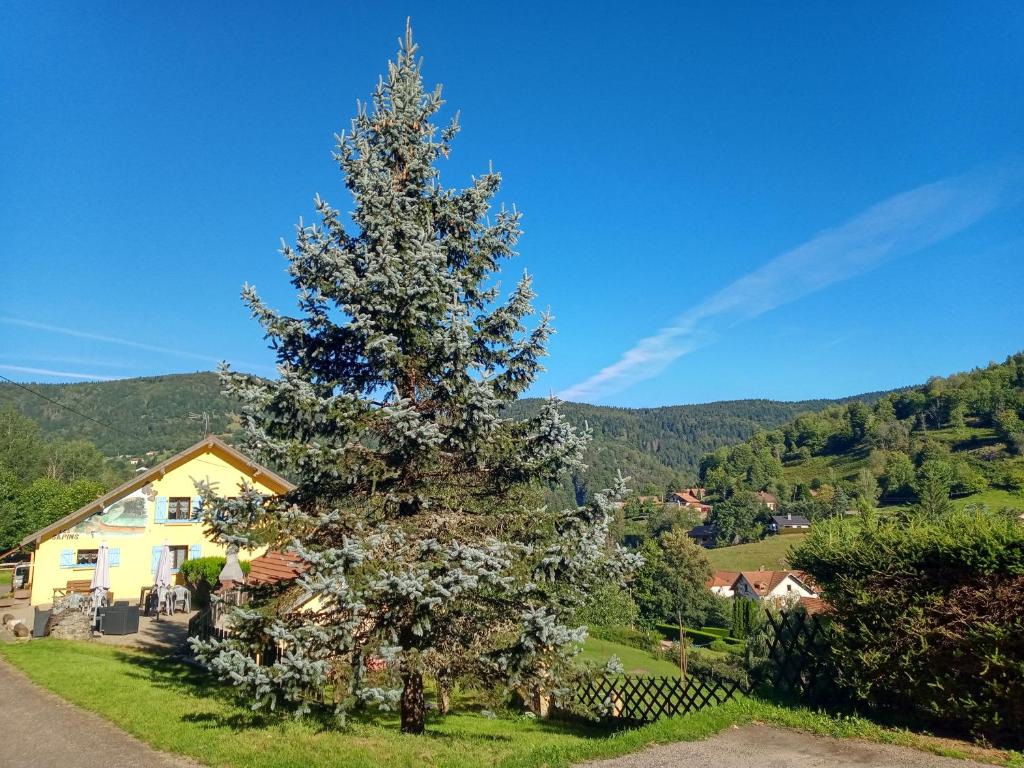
677, 613, 688, 681
401, 671, 426, 734
437, 674, 451, 716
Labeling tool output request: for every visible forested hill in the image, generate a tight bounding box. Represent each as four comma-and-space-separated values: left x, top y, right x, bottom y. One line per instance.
699, 353, 1024, 516
0, 370, 881, 505
505, 395, 887, 503
0, 373, 242, 457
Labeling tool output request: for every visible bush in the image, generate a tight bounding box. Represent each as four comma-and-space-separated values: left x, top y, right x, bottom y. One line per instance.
178, 556, 251, 607
708, 638, 743, 655
688, 650, 748, 687
790, 508, 1024, 747
653, 624, 725, 647
575, 582, 639, 629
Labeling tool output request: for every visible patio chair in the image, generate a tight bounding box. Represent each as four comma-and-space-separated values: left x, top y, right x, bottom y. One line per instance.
171, 585, 191, 613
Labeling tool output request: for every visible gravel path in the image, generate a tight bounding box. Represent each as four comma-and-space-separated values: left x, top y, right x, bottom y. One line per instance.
0, 658, 196, 768
579, 724, 992, 768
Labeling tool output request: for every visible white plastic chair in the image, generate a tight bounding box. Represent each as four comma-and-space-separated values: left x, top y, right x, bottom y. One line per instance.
171, 585, 191, 613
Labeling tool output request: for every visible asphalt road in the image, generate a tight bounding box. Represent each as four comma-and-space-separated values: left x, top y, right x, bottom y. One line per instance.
579, 724, 992, 768
0, 659, 195, 768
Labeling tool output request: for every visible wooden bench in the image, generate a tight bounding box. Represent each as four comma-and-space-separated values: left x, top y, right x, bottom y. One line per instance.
53, 580, 95, 599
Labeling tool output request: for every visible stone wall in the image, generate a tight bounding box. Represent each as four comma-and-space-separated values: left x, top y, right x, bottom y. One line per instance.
48, 597, 93, 641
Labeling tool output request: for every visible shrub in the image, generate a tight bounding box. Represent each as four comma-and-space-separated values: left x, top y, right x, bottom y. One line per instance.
708, 638, 743, 655
653, 624, 724, 647
179, 556, 251, 607
688, 650, 748, 687
790, 508, 1024, 747
575, 581, 639, 629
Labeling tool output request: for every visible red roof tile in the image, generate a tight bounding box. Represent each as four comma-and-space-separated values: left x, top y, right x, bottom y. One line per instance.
247, 550, 307, 586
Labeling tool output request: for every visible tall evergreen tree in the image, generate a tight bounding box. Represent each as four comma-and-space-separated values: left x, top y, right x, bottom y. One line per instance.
191, 26, 635, 734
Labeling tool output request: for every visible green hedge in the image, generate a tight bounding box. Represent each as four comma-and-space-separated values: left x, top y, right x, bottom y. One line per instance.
178, 556, 251, 608
791, 508, 1024, 748
708, 638, 743, 655
653, 624, 733, 647
699, 626, 731, 638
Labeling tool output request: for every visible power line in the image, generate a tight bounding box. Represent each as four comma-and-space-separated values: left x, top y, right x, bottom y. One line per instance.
0, 373, 236, 475
0, 373, 141, 441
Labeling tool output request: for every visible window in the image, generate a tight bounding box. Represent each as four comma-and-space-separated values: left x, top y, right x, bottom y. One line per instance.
167, 497, 191, 521
169, 545, 189, 570
76, 549, 99, 566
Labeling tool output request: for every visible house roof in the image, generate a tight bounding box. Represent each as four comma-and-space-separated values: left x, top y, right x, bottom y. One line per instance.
756, 491, 779, 505
247, 549, 307, 585
687, 524, 719, 538
707, 570, 739, 589
736, 569, 818, 597
671, 490, 702, 505
21, 436, 295, 546
771, 514, 812, 527
798, 596, 829, 615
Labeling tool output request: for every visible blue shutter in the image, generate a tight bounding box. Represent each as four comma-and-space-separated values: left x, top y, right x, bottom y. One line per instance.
109, 548, 120, 567
60, 549, 73, 568
155, 496, 168, 523
189, 544, 201, 561
151, 546, 161, 575
191, 496, 202, 522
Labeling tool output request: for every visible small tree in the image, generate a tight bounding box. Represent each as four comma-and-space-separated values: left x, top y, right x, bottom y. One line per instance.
191, 26, 635, 734
914, 460, 953, 518
658, 528, 713, 678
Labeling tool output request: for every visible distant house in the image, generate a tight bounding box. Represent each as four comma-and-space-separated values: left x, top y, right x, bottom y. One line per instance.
755, 491, 779, 511
668, 488, 713, 518
768, 512, 811, 534
731, 570, 818, 607
707, 570, 739, 597
687, 524, 719, 548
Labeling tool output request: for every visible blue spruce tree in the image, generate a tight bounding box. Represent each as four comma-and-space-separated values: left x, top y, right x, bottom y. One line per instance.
191, 24, 636, 734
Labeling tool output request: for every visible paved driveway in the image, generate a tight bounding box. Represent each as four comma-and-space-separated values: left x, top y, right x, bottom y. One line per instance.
0, 659, 195, 768
580, 724, 992, 768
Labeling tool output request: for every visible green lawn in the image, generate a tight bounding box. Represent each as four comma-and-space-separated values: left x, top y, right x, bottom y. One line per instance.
0, 569, 11, 586
952, 488, 1024, 510
704, 535, 807, 572
579, 636, 680, 676
2, 641, 1011, 768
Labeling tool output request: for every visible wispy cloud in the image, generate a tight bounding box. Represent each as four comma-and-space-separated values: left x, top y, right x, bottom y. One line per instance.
0, 318, 222, 363
0, 318, 273, 373
0, 364, 114, 381
559, 167, 1019, 403
4, 354, 141, 370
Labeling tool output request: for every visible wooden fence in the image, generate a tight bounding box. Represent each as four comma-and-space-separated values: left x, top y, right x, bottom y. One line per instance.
187, 603, 280, 666
573, 672, 742, 722
762, 609, 845, 708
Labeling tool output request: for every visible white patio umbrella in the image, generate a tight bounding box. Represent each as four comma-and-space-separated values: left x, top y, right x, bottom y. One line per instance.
154, 542, 173, 615
90, 542, 111, 610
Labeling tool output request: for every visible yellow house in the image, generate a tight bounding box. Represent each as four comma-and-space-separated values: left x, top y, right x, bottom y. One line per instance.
21, 436, 294, 607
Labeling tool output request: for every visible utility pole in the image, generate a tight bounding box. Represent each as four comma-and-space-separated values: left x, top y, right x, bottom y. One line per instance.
188, 411, 211, 437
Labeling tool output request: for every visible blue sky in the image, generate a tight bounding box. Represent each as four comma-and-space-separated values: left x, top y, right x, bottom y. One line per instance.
1, 2, 1022, 407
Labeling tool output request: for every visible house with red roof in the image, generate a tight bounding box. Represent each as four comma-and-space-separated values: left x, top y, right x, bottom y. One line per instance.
730, 569, 818, 607
668, 488, 713, 518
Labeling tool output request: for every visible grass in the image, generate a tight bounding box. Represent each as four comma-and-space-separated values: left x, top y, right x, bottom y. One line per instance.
579, 636, 680, 676
1, 641, 1019, 767
704, 534, 807, 572
0, 569, 11, 586
951, 487, 1024, 510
